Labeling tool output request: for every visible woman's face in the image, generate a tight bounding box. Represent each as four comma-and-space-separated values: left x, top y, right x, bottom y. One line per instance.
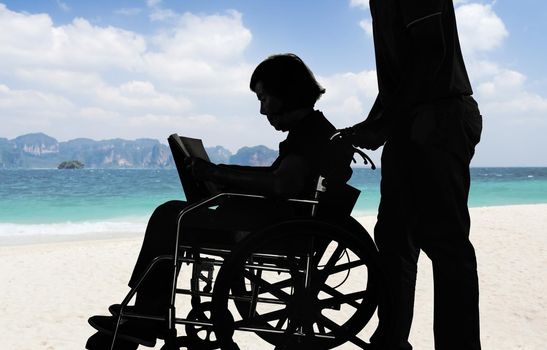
254, 81, 285, 130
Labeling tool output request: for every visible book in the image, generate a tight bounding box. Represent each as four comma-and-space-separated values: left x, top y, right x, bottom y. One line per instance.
168, 134, 219, 203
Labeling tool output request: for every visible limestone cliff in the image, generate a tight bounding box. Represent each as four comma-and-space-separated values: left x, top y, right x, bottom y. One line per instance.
0, 133, 277, 168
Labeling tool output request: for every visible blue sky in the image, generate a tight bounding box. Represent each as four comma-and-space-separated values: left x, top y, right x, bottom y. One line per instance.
1, 0, 546, 166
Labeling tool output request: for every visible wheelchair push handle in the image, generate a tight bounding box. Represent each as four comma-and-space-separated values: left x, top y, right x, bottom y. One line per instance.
330, 129, 377, 170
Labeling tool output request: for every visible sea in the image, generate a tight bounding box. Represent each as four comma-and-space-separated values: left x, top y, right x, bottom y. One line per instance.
1, 168, 546, 240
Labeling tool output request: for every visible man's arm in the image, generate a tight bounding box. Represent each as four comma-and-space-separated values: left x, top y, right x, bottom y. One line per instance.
351, 14, 446, 149
390, 13, 446, 119
350, 95, 389, 150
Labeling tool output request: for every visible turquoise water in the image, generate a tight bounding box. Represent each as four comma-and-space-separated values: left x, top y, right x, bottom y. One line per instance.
1, 168, 546, 236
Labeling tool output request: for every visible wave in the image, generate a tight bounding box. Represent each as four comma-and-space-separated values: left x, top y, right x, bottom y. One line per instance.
0, 217, 148, 237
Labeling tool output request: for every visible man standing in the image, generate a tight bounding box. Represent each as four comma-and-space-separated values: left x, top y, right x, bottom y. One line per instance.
348, 1, 483, 349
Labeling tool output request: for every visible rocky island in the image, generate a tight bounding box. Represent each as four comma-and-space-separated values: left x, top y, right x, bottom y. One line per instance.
57, 160, 85, 169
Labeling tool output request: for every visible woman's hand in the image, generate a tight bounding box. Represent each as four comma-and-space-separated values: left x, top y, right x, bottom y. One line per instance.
183, 157, 218, 180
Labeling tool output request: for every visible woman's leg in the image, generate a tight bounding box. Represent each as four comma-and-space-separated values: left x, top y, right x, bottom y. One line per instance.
127, 200, 189, 313
126, 196, 296, 313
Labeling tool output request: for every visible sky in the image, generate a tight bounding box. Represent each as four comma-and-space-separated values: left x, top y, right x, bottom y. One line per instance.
0, 0, 546, 166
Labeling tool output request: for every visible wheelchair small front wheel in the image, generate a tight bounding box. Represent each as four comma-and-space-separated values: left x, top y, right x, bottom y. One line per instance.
184, 302, 220, 350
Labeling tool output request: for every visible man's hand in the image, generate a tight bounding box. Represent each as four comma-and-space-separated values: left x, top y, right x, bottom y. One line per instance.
350, 122, 388, 150
334, 96, 389, 150
332, 125, 384, 150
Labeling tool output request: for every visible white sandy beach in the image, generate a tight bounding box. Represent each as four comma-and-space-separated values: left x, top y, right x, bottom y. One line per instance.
0, 204, 545, 350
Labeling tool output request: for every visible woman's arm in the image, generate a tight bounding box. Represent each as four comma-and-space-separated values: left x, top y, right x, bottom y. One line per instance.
217, 164, 271, 172
189, 155, 310, 198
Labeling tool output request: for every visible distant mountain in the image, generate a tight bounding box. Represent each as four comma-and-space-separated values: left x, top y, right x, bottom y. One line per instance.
13, 133, 59, 155
230, 145, 278, 166
0, 133, 172, 168
0, 133, 278, 169
207, 145, 233, 164
58, 137, 172, 168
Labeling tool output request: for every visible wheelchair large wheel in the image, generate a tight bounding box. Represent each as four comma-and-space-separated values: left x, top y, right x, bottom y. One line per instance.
211, 218, 380, 349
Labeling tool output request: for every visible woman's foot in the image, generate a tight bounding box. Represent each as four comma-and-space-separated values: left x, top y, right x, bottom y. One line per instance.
88, 315, 158, 347
85, 331, 138, 350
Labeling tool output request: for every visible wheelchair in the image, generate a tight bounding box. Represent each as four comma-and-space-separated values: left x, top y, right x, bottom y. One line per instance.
110, 158, 382, 350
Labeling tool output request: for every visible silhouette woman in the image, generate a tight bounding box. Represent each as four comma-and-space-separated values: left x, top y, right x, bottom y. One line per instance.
86, 53, 354, 349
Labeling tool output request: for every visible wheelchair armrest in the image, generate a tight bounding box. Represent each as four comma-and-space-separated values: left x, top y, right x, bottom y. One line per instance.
172, 192, 320, 264
177, 191, 319, 224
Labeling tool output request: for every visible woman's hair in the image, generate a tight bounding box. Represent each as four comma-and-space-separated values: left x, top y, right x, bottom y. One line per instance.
250, 53, 325, 110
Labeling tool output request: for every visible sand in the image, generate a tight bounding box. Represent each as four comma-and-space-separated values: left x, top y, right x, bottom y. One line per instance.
0, 204, 545, 350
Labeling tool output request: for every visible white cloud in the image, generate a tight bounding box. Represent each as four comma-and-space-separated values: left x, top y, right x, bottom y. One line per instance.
0, 4, 258, 149
346, 1, 547, 165
142, 10, 253, 94
352, 2, 508, 56
12, 69, 106, 103
454, 2, 547, 165
474, 65, 547, 115
477, 68, 526, 98
0, 84, 73, 113
150, 8, 177, 22
317, 70, 378, 127
1, 1, 545, 165
146, 0, 162, 8
56, 0, 70, 12
359, 19, 373, 37
97, 81, 191, 113
455, 3, 508, 56
0, 84, 77, 136
349, 0, 369, 10
126, 113, 218, 129
145, 0, 177, 22
55, 18, 147, 70
79, 107, 120, 120
0, 6, 146, 70
151, 11, 251, 61
453, 4, 547, 120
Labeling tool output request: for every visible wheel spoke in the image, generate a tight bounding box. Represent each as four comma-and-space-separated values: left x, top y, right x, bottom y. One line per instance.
317, 314, 372, 349
310, 244, 347, 288
267, 277, 294, 293
312, 242, 329, 267
239, 276, 294, 296
316, 322, 326, 334
316, 313, 341, 334
323, 244, 346, 271
321, 284, 366, 309
323, 258, 367, 275
275, 314, 288, 330
318, 290, 369, 309
234, 308, 287, 328
242, 269, 291, 302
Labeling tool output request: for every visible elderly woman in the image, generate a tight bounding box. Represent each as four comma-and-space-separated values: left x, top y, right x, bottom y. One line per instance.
87, 53, 354, 349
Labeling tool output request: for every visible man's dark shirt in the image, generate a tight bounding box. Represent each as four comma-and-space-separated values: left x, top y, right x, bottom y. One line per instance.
370, 0, 473, 108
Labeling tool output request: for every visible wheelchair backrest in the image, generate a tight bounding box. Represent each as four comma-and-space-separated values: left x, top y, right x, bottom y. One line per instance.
309, 137, 364, 218
311, 176, 361, 219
